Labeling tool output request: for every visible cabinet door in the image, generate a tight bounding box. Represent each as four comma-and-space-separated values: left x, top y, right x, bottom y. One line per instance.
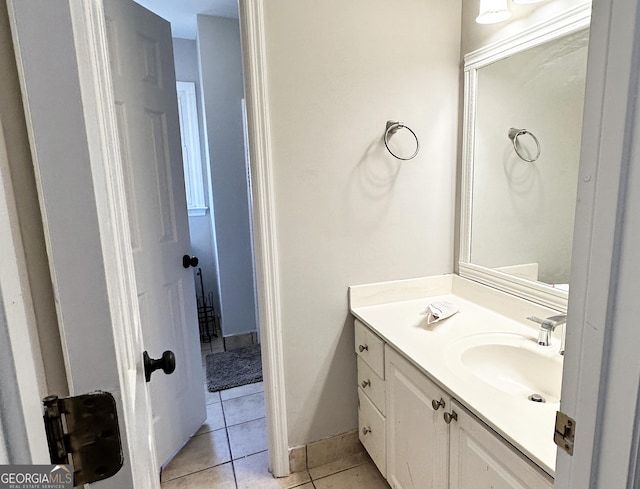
449, 401, 553, 489
385, 346, 450, 489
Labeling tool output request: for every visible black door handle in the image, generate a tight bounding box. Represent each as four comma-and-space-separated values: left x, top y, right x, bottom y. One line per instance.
143, 351, 176, 382
182, 255, 199, 268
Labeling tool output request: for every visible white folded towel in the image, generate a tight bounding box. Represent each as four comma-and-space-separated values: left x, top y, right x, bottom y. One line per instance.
424, 301, 459, 325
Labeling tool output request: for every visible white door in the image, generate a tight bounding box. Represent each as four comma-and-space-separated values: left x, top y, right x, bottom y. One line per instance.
104, 0, 205, 467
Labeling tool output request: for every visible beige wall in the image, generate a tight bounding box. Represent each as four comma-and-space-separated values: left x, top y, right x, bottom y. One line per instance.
197, 16, 258, 337
0, 3, 67, 398
262, 0, 462, 445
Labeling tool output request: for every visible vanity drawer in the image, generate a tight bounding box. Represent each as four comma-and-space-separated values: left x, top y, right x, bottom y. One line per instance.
357, 357, 386, 415
358, 387, 386, 478
355, 320, 384, 378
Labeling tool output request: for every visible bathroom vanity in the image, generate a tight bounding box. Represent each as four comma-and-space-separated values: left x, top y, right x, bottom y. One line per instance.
350, 274, 560, 489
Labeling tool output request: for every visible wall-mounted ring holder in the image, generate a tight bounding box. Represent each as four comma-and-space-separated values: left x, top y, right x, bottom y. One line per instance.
384, 121, 420, 160
508, 127, 541, 162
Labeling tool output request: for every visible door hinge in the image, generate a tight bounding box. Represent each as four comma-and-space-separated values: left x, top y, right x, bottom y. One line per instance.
554, 410, 575, 455
43, 391, 124, 486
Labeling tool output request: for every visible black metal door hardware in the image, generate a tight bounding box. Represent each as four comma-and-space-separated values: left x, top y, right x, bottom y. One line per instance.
182, 255, 199, 268
43, 392, 123, 486
143, 350, 176, 382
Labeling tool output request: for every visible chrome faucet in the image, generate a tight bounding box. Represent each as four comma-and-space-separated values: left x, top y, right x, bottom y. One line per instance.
526, 315, 567, 354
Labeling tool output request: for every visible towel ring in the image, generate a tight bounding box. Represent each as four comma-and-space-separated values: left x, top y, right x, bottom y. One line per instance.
508, 128, 541, 162
384, 121, 420, 161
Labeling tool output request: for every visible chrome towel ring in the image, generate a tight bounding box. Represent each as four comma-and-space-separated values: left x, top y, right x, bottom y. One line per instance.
384, 121, 420, 161
508, 127, 541, 162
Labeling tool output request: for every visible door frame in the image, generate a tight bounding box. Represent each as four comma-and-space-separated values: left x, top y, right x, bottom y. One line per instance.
554, 0, 640, 486
238, 0, 289, 476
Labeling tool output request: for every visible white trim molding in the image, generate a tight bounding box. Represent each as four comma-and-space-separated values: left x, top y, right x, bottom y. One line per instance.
238, 0, 290, 477
459, 2, 591, 312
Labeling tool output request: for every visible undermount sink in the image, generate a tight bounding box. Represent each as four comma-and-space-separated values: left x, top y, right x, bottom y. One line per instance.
448, 333, 563, 403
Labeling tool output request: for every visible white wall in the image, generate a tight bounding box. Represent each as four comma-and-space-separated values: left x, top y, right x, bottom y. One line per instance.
172, 38, 223, 318
262, 0, 462, 446
197, 16, 258, 337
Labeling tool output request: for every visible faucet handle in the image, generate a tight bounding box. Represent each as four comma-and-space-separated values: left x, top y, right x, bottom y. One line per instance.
526, 316, 546, 325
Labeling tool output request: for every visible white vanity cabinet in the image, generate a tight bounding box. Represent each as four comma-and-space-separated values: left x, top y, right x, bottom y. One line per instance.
449, 400, 553, 489
355, 319, 554, 489
385, 346, 451, 489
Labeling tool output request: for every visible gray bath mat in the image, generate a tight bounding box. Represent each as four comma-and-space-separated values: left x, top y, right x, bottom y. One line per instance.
206, 345, 263, 392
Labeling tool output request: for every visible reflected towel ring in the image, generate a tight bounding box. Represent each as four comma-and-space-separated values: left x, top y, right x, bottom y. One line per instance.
508, 128, 541, 162
384, 121, 420, 160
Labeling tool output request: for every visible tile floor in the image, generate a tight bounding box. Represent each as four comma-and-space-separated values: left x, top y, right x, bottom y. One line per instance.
159, 339, 390, 488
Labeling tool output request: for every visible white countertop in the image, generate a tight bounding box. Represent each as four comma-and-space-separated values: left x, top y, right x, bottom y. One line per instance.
349, 274, 562, 476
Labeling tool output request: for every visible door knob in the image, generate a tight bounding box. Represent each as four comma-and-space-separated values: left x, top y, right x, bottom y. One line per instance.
182, 255, 199, 268
143, 351, 176, 382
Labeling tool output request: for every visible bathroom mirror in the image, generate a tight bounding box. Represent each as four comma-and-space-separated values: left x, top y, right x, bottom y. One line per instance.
459, 5, 591, 310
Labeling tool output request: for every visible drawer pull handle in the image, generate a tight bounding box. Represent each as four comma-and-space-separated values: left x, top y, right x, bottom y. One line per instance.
444, 410, 458, 424
432, 398, 445, 411
362, 427, 372, 435
358, 344, 369, 353
361, 379, 371, 388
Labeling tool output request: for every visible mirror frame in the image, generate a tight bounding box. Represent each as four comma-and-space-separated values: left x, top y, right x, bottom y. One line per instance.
459, 2, 591, 312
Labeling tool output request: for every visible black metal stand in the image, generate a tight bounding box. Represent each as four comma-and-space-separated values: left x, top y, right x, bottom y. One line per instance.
196, 268, 220, 343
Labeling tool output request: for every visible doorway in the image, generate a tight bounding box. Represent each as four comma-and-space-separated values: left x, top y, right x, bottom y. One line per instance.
131, 0, 268, 479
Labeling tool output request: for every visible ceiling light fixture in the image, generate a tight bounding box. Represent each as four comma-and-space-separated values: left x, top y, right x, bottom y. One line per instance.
476, 0, 512, 24
512, 0, 546, 4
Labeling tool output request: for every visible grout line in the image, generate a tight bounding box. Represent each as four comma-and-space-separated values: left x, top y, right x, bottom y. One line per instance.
160, 461, 234, 485
308, 460, 369, 482
219, 400, 239, 488
219, 383, 265, 402
224, 414, 266, 429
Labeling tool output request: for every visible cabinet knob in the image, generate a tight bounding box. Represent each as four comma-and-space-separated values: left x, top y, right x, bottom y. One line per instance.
432, 398, 445, 411
361, 379, 371, 389
358, 344, 369, 353
362, 427, 372, 435
444, 410, 458, 424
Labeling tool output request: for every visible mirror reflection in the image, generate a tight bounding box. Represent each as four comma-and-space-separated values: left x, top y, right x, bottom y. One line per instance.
470, 28, 589, 288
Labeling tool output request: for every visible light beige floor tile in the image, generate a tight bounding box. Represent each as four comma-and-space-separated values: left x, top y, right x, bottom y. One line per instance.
234, 450, 312, 489
161, 429, 231, 482
313, 462, 389, 489
195, 402, 226, 435
223, 391, 266, 426
220, 381, 264, 401
204, 384, 221, 405
228, 417, 268, 460
160, 462, 236, 489
309, 452, 370, 480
